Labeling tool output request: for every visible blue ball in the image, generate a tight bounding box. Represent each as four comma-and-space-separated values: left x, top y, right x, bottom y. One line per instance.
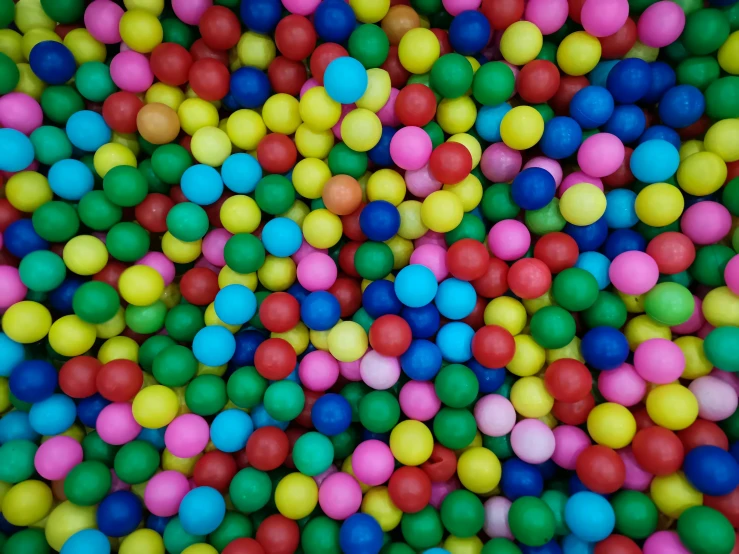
339, 513, 384, 554
475, 103, 511, 143
60, 529, 111, 554
537, 459, 558, 481
179, 487, 226, 536
400, 339, 443, 381
603, 104, 646, 144
587, 60, 619, 88
66, 111, 111, 152
146, 515, 170, 535
240, 0, 282, 33
603, 229, 646, 260
401, 303, 441, 339
48, 159, 95, 201
574, 252, 611, 290
0, 333, 25, 379
363, 279, 402, 318
435, 278, 477, 320
638, 125, 681, 150
77, 394, 111, 428
193, 326, 236, 367
137, 427, 166, 450
221, 153, 262, 194
0, 128, 35, 172
501, 459, 544, 500
511, 167, 556, 210
521, 541, 563, 554
29, 41, 76, 85
0, 410, 39, 444
604, 189, 638, 229
314, 1, 357, 43
230, 67, 272, 108
4, 218, 48, 258
731, 441, 739, 464
97, 491, 143, 537
561, 534, 594, 554
395, 265, 438, 308
287, 282, 310, 305
214, 284, 257, 326
359, 200, 401, 242
28, 393, 76, 435
564, 492, 615, 543
262, 217, 302, 257
312, 393, 352, 436
630, 139, 680, 183
222, 92, 241, 112
210, 409, 254, 453
367, 126, 396, 167
659, 85, 705, 129
231, 330, 266, 368
643, 61, 676, 103
251, 403, 289, 430
436, 322, 474, 363
581, 327, 629, 370
570, 86, 614, 129
468, 359, 505, 393
684, 445, 739, 496
301, 291, 341, 330
423, 549, 451, 554
8, 360, 57, 403
540, 117, 582, 159
606, 59, 652, 104
181, 164, 224, 206
565, 218, 609, 252
449, 10, 491, 55
325, 57, 368, 104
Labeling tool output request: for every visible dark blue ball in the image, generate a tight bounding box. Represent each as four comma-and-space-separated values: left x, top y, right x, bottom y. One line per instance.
511, 167, 556, 210
606, 59, 652, 104
77, 394, 110, 428
401, 303, 441, 339
312, 393, 352, 436
570, 86, 615, 129
399, 339, 443, 381
359, 200, 400, 242
363, 279, 402, 318
301, 291, 341, 331
4, 219, 49, 258
565, 218, 609, 252
501, 458, 544, 500
731, 442, 739, 464
540, 117, 582, 159
362, 430, 390, 443
603, 105, 646, 144
231, 330, 267, 368
339, 513, 384, 554
537, 459, 558, 481
449, 10, 491, 55
367, 126, 396, 167
240, 0, 282, 33
684, 445, 739, 496
658, 85, 705, 129
468, 359, 505, 393
49, 277, 85, 314
147, 515, 170, 535
638, 125, 681, 150
287, 282, 309, 304
603, 229, 647, 260
221, 92, 242, 112
581, 326, 629, 370
521, 540, 563, 554
314, 0, 356, 43
29, 41, 76, 85
97, 491, 143, 537
9, 360, 58, 404
643, 61, 677, 103
230, 67, 272, 109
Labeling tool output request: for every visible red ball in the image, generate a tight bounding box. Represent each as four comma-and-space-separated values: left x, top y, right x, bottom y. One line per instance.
309, 43, 348, 85
631, 426, 684, 476
388, 466, 432, 513
295, 389, 321, 428
534, 232, 579, 274
255, 515, 300, 554
150, 43, 193, 86
193, 451, 238, 493
678, 115, 712, 140
482, 0, 524, 30
551, 394, 595, 426
462, 296, 487, 331
594, 535, 642, 554
420, 444, 457, 482
517, 60, 561, 104
395, 84, 437, 127
199, 6, 241, 51
341, 205, 367, 242
190, 38, 229, 65
472, 257, 509, 298
284, 427, 306, 470
254, 338, 297, 380
189, 58, 230, 101
93, 260, 127, 292
268, 56, 308, 96
507, 258, 552, 299
430, 28, 452, 56
96, 359, 144, 402
575, 445, 626, 494
602, 147, 634, 188
544, 358, 592, 402
329, 277, 362, 318
134, 193, 173, 234
245, 427, 290, 471
259, 292, 301, 333
223, 538, 266, 554
257, 134, 297, 174
429, 142, 473, 184
447, 239, 489, 281
549, 76, 590, 116
599, 18, 637, 59
705, 488, 739, 528
0, 199, 22, 232
646, 232, 695, 275
275, 15, 317, 61
59, 356, 101, 399
568, 0, 587, 22
632, 406, 655, 430
369, 314, 413, 357
381, 46, 410, 88
102, 92, 143, 134
206, 191, 233, 228
180, 267, 219, 305
338, 241, 361, 278
677, 419, 729, 453
471, 325, 515, 368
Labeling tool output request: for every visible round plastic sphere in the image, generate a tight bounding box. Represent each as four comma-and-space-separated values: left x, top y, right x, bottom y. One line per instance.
511, 167, 556, 210
60, 529, 111, 554
29, 41, 76, 85
96, 491, 143, 538
312, 393, 352, 436
581, 326, 629, 370
9, 360, 57, 403
210, 410, 254, 454
565, 492, 616, 543
683, 445, 739, 496
324, 57, 368, 104
508, 496, 555, 546
631, 140, 680, 183
179, 487, 226, 536
677, 506, 736, 554
339, 513, 384, 554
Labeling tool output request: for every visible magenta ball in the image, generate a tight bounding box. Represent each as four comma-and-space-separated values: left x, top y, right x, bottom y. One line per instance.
137, 252, 176, 286
406, 164, 442, 198
598, 363, 646, 406
109, 51, 155, 93
110, 470, 131, 493
474, 394, 516, 437
643, 531, 690, 554
390, 126, 433, 171
689, 375, 739, 422
619, 447, 653, 491
145, 470, 191, 517
442, 0, 481, 16
725, 255, 739, 295
481, 143, 522, 183
332, 104, 355, 140
429, 478, 460, 509
84, 0, 124, 44
377, 89, 400, 127
34, 436, 83, 481
164, 414, 210, 458
0, 93, 44, 135
559, 171, 603, 196
318, 472, 362, 520
551, 425, 590, 470
577, 133, 625, 178
409, 243, 448, 282
202, 228, 232, 267
297, 252, 338, 292
314, 465, 338, 486
339, 359, 362, 381
524, 156, 563, 186
399, 381, 441, 421
633, 338, 685, 384
609, 251, 660, 295
581, 0, 629, 37
637, 1, 686, 48
172, 0, 213, 25
681, 202, 732, 245
292, 239, 326, 264
415, 230, 446, 249
299, 350, 340, 392
510, 419, 555, 464
282, 0, 321, 15
483, 496, 514, 539
0, 267, 27, 309
360, 350, 401, 390
671, 296, 704, 335
488, 219, 531, 261
352, 440, 395, 486
525, 0, 568, 34
96, 402, 142, 445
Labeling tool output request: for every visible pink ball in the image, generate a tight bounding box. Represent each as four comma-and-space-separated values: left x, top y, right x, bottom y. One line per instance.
559, 171, 603, 195
551, 425, 590, 470
488, 219, 531, 261
474, 394, 516, 437
96, 402, 142, 446
137, 252, 176, 286
399, 381, 441, 421
406, 164, 443, 198
429, 478, 460, 509
581, 0, 629, 37
282, 0, 321, 15
643, 531, 690, 554
318, 472, 362, 519
297, 252, 338, 291
598, 363, 646, 407
165, 414, 210, 458
359, 350, 400, 390
172, 0, 213, 25
300, 78, 319, 98
524, 156, 563, 186
671, 296, 705, 335
352, 440, 395, 486
0, 93, 44, 135
609, 251, 659, 295
376, 89, 400, 127
332, 104, 355, 140
442, 0, 481, 15
299, 350, 339, 391
84, 0, 123, 44
510, 419, 555, 464
681, 202, 732, 245
689, 376, 739, 422
0, 266, 28, 309
484, 496, 514, 539
725, 255, 739, 295
619, 447, 653, 491
202, 228, 232, 267
638, 1, 686, 48
577, 133, 625, 178
481, 143, 522, 183
145, 470, 191, 517
390, 127, 433, 171
291, 239, 326, 264
110, 469, 131, 493
109, 51, 155, 93
710, 368, 739, 397
339, 359, 362, 381
409, 243, 448, 281
414, 231, 446, 249
525, 0, 568, 34
633, 338, 685, 384
34, 436, 83, 481
314, 465, 338, 486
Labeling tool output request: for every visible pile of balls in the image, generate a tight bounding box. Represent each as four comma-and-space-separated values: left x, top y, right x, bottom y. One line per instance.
1, 0, 739, 552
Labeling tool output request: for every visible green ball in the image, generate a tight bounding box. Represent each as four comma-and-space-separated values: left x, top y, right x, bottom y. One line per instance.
352, 307, 375, 334
411, 0, 443, 16
473, 62, 515, 106
81, 431, 118, 466
2, 529, 50, 554
167, 202, 210, 242
292, 432, 335, 476
726, 1, 739, 30
482, 538, 522, 554
30, 126, 72, 165
340, 382, 370, 422
138, 335, 176, 372
18, 250, 67, 292
104, 165, 149, 207
445, 213, 487, 245
431, 54, 474, 99
153, 345, 198, 387
126, 301, 167, 334
435, 364, 479, 408
0, 53, 18, 94
706, 76, 739, 120
248, 291, 270, 330
536, 42, 557, 63
139, 158, 168, 194
75, 61, 117, 102
533, 103, 555, 123
359, 390, 400, 433
483, 433, 513, 459
400, 506, 444, 550
224, 233, 266, 273
255, 175, 295, 215
348, 24, 390, 68
164, 517, 205, 554
162, 18, 197, 48
0, 0, 13, 29
264, 380, 305, 421
106, 222, 151, 262
508, 496, 556, 547
114, 440, 160, 485
677, 56, 720, 91
0, 440, 37, 483
482, 183, 520, 222
723, 178, 739, 217
720, 407, 739, 441
552, 268, 599, 311
440, 490, 485, 538
691, 244, 734, 286
77, 190, 123, 231
152, 144, 193, 184
72, 281, 120, 324
682, 8, 730, 55
210, 512, 254, 551
433, 407, 477, 450
165, 303, 205, 342
540, 490, 569, 536
525, 199, 566, 235
41, 86, 85, 124
581, 291, 628, 329
644, 282, 695, 326
41, 0, 85, 23
331, 427, 360, 459
672, 0, 703, 14
230, 467, 272, 513
32, 201, 79, 242
677, 506, 736, 554
64, 460, 112, 506
354, 241, 394, 280
302, 516, 341, 554
704, 326, 739, 373
423, 121, 445, 150
185, 375, 228, 416
530, 306, 576, 349
328, 143, 368, 178
611, 490, 658, 539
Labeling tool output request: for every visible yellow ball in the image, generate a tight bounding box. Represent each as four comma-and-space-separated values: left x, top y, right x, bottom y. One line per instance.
718, 30, 739, 75
0, 379, 9, 412
22, 28, 60, 61
704, 119, 739, 162
118, 265, 165, 307
255, 256, 295, 293
618, 292, 645, 314
146, 83, 185, 110
702, 286, 739, 327
112, 132, 141, 156
182, 545, 218, 554
133, 385, 179, 428
349, 0, 390, 23
295, 124, 334, 158
679, 139, 704, 161
179, 98, 220, 136
557, 31, 602, 76
624, 40, 658, 62
443, 535, 484, 554
507, 334, 546, 377
237, 32, 276, 70
448, 134, 482, 168
523, 290, 554, 315
484, 297, 527, 335
48, 315, 96, 357
398, 28, 440, 74
300, 86, 342, 132
44, 501, 97, 552
547, 336, 584, 364
500, 106, 544, 151
421, 190, 464, 233
342, 108, 382, 152
397, 200, 428, 240
635, 183, 684, 227
62, 235, 108, 276
624, 314, 671, 350
191, 126, 232, 167
97, 335, 138, 363
443, 174, 483, 212
275, 473, 318, 520
390, 420, 434, 466
676, 336, 712, 380
650, 472, 703, 519
1, 480, 52, 526
510, 376, 553, 418
15, 62, 46, 99
220, 195, 262, 234
436, 96, 477, 134
272, 322, 310, 355
587, 403, 636, 449
677, 151, 727, 196
281, 199, 310, 228
457, 447, 501, 494
357, 68, 392, 113
367, 169, 406, 205
227, 109, 266, 151
120, 529, 165, 554
162, 233, 202, 264
263, 93, 302, 135
0, 29, 23, 62
303, 209, 343, 249
2, 301, 51, 344
361, 487, 402, 531
342, 455, 371, 493
15, 0, 55, 33
500, 21, 543, 65
5, 171, 52, 212
646, 383, 699, 430
205, 303, 241, 334
119, 9, 162, 53
124, 0, 164, 14
386, 235, 413, 270
64, 29, 107, 64
162, 450, 201, 476
93, 143, 137, 178
220, 267, 258, 291
328, 321, 368, 362
560, 183, 607, 226
293, 158, 332, 199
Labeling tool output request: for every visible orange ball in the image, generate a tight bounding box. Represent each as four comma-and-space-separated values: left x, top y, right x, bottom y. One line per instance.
137, 103, 181, 145
382, 5, 421, 45
322, 175, 363, 215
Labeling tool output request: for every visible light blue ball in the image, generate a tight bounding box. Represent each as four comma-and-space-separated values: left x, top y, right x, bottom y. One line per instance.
65, 110, 111, 152
436, 322, 474, 363
630, 139, 680, 184
251, 403, 289, 430
28, 394, 76, 435
48, 159, 95, 200
262, 217, 302, 257
564, 492, 615, 543
324, 57, 368, 104
475, 103, 511, 142
181, 164, 224, 205
214, 284, 257, 325
0, 410, 39, 444
60, 529, 111, 554
604, 189, 638, 229
192, 326, 236, 367
0, 332, 25, 378
435, 278, 476, 320
221, 153, 262, 193
0, 128, 35, 172
575, 252, 611, 290
210, 409, 254, 452
562, 534, 594, 554
423, 549, 451, 554
395, 264, 438, 308
179, 486, 226, 536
